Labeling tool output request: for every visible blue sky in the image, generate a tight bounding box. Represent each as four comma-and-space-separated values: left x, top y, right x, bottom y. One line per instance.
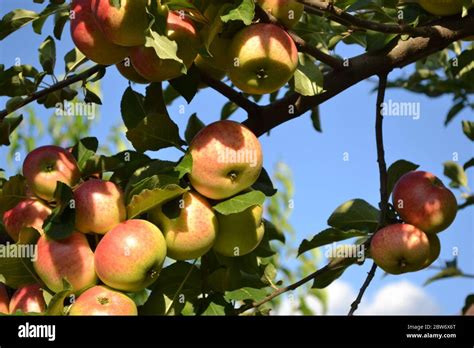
0, 1, 473, 315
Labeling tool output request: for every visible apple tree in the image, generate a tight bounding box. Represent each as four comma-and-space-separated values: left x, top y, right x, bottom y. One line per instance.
0, 0, 473, 316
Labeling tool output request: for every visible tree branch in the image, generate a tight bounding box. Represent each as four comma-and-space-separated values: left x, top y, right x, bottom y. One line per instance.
199, 73, 261, 117
0, 64, 105, 121
299, 0, 433, 36
348, 73, 389, 316
244, 12, 474, 136
234, 264, 333, 315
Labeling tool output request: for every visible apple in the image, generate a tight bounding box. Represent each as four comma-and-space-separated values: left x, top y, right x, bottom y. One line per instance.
228, 23, 299, 95
116, 58, 149, 84
188, 120, 263, 200
69, 286, 138, 316
94, 219, 167, 292
370, 224, 431, 274
257, 0, 304, 28
3, 199, 52, 242
213, 204, 265, 257
34, 232, 98, 293
130, 11, 200, 82
9, 284, 46, 314
392, 171, 457, 233
71, 0, 130, 65
0, 283, 9, 314
23, 145, 81, 202
149, 191, 218, 260
419, 0, 464, 16
74, 179, 126, 235
91, 0, 149, 46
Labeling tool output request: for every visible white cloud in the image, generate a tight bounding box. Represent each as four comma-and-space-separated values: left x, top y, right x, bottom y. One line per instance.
274, 280, 440, 315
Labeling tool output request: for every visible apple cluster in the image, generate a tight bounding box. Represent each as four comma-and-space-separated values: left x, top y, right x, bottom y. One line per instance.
70, 0, 305, 95
1, 120, 264, 315
370, 171, 458, 275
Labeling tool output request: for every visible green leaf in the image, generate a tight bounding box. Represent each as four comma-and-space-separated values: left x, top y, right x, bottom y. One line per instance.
169, 65, 200, 104
45, 279, 73, 316
64, 48, 86, 74
224, 287, 267, 302
0, 229, 42, 289
221, 101, 238, 120
120, 87, 146, 129
0, 174, 27, 217
445, 101, 465, 126
175, 153, 193, 180
184, 113, 205, 144
298, 228, 367, 256
71, 137, 99, 173
213, 191, 266, 215
386, 159, 420, 195
462, 120, 474, 141
221, 0, 255, 25
327, 199, 379, 233
84, 86, 102, 105
365, 30, 398, 52
124, 160, 180, 203
127, 185, 188, 219
264, 219, 285, 243
0, 115, 23, 146
310, 107, 322, 133
0, 9, 39, 40
145, 30, 185, 72
464, 158, 474, 171
42, 182, 76, 240
38, 36, 56, 75
142, 261, 201, 315
424, 267, 463, 286
251, 167, 277, 197
312, 262, 356, 289
443, 161, 468, 188
293, 53, 324, 96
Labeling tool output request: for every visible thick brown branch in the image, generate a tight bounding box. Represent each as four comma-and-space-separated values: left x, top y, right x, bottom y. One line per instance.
0, 64, 105, 121
199, 73, 261, 117
348, 73, 389, 316
244, 13, 474, 136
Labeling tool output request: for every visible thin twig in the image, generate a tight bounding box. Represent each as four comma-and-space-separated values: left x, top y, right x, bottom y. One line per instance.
347, 73, 389, 316
0, 64, 105, 121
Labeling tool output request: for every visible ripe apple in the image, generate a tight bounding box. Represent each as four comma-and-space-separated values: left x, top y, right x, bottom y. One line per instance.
188, 120, 263, 200
23, 145, 81, 202
419, 0, 464, 16
91, 0, 149, 46
3, 199, 52, 242
257, 0, 304, 28
392, 171, 457, 233
228, 23, 299, 95
130, 11, 200, 82
149, 191, 218, 260
116, 58, 149, 84
9, 284, 46, 314
213, 204, 265, 257
0, 283, 9, 314
370, 224, 431, 274
71, 0, 130, 65
94, 219, 167, 292
69, 286, 138, 315
34, 232, 98, 293
74, 179, 126, 235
